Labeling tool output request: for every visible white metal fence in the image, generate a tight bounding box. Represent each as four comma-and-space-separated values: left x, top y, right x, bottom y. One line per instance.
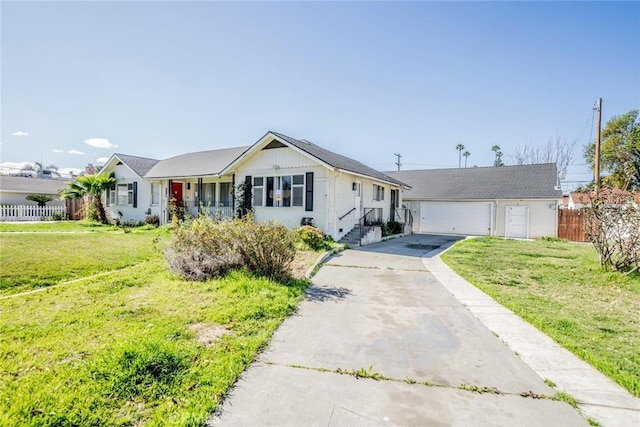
0, 205, 67, 221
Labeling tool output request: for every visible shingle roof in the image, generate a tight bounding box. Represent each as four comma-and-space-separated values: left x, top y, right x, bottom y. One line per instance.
385, 163, 562, 200
0, 176, 70, 195
145, 146, 249, 179
113, 153, 160, 177
270, 131, 406, 187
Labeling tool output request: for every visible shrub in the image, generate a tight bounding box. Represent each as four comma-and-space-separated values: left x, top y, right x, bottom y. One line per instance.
383, 221, 403, 236
295, 225, 331, 251
51, 211, 66, 221
230, 215, 296, 282
164, 215, 296, 282
165, 217, 242, 281
144, 214, 160, 227
86, 203, 99, 222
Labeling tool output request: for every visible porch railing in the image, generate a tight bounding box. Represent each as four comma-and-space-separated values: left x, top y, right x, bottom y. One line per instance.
182, 201, 234, 220
0, 205, 67, 221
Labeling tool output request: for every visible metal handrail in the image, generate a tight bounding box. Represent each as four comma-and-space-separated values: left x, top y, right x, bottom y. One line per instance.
359, 208, 383, 243
339, 207, 356, 221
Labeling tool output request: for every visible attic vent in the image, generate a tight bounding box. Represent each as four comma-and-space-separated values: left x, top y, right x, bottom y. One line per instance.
300, 139, 311, 144
263, 140, 287, 150
117, 161, 123, 165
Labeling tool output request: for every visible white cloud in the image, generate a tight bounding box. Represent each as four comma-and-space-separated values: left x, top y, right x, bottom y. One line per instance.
52, 149, 64, 153
0, 161, 32, 174
11, 131, 29, 137
84, 138, 118, 149
68, 149, 85, 155
96, 157, 109, 164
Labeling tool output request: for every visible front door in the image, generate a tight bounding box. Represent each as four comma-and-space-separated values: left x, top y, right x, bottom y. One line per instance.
354, 182, 362, 219
506, 206, 529, 239
171, 182, 183, 206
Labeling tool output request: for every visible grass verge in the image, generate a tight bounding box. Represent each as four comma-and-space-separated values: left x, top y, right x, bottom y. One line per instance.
441, 237, 640, 397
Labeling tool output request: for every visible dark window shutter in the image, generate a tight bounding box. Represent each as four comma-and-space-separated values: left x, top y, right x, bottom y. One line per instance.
133, 182, 138, 208
305, 172, 314, 211
266, 177, 274, 207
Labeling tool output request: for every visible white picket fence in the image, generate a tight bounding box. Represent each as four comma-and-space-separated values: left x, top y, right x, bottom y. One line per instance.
0, 205, 67, 221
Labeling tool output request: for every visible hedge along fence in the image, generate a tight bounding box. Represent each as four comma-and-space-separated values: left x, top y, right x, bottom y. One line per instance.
164, 214, 297, 282
0, 205, 67, 221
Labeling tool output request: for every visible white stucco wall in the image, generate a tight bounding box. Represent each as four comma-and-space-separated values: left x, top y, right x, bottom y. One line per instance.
495, 199, 558, 238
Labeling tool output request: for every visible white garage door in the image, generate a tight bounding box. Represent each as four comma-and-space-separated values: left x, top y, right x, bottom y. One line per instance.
420, 201, 492, 235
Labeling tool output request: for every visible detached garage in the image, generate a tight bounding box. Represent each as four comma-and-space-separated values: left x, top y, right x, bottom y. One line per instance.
386, 164, 562, 238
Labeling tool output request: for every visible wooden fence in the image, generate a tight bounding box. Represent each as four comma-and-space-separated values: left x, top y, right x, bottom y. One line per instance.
0, 205, 67, 222
558, 209, 588, 242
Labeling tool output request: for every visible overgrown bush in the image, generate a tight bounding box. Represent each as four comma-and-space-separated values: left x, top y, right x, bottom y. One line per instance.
165, 217, 242, 281
294, 225, 332, 251
145, 214, 160, 227
383, 221, 403, 236
584, 188, 640, 273
164, 215, 296, 282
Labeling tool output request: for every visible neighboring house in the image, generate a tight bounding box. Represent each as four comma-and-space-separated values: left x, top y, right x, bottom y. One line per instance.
99, 131, 407, 242
0, 175, 68, 206
385, 163, 562, 239
99, 153, 160, 221
567, 189, 640, 209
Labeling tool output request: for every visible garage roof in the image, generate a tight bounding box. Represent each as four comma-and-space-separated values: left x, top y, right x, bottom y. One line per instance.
385, 163, 562, 200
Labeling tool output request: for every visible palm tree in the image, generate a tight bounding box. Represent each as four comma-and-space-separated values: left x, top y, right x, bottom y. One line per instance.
463, 151, 471, 168
26, 194, 54, 207
60, 174, 115, 223
491, 145, 504, 167
19, 162, 61, 178
455, 144, 465, 168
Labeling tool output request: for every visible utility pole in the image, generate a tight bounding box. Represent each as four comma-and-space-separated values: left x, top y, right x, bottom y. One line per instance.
594, 98, 602, 191
394, 153, 402, 171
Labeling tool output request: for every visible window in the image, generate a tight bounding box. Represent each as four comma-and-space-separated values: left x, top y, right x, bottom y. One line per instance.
108, 189, 116, 206
373, 184, 385, 201
117, 184, 133, 205
201, 183, 216, 206
255, 174, 304, 208
253, 177, 264, 207
219, 182, 231, 207
151, 183, 160, 205
292, 175, 304, 207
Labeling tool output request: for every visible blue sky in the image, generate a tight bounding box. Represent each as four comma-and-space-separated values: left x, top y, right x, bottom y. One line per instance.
1, 1, 638, 188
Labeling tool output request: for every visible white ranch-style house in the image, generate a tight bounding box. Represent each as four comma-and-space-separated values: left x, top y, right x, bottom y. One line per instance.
99, 131, 409, 243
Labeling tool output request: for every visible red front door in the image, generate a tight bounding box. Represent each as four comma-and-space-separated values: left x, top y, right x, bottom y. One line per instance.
171, 182, 183, 206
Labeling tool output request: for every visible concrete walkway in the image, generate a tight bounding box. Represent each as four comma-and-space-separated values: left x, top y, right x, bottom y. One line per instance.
209, 235, 637, 426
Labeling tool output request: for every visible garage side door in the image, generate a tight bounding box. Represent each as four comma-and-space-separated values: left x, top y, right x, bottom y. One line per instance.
420, 202, 491, 235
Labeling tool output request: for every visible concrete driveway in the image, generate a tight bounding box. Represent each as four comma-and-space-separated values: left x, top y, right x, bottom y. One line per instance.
209, 234, 586, 426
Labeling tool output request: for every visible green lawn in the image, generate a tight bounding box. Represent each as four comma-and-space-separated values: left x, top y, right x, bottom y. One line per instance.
0, 222, 308, 425
0, 226, 170, 296
0, 220, 123, 233
441, 237, 640, 397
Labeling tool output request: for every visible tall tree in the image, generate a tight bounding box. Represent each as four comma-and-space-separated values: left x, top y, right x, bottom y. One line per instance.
60, 174, 115, 223
511, 136, 576, 179
491, 145, 504, 167
455, 144, 465, 168
19, 162, 61, 178
463, 151, 470, 168
584, 109, 640, 190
